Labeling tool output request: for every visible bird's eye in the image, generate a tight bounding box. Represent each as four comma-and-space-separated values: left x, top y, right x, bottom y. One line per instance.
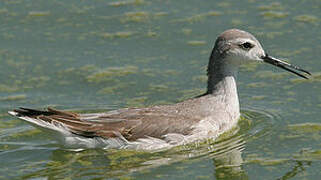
240, 42, 254, 50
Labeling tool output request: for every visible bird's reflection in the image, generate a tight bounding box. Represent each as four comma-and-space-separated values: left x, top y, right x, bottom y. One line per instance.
20, 132, 313, 180
213, 146, 248, 180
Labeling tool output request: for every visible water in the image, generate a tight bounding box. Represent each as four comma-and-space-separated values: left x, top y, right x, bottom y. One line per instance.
0, 0, 320, 179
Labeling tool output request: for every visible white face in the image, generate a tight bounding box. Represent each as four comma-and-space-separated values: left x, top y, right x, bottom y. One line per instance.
225, 38, 266, 65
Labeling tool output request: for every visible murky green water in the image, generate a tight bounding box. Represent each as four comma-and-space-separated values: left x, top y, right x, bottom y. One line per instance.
0, 0, 320, 179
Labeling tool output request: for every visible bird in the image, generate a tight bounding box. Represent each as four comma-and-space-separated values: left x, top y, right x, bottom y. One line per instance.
8, 29, 311, 151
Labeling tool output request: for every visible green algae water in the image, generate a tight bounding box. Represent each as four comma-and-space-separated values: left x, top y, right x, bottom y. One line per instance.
0, 0, 320, 179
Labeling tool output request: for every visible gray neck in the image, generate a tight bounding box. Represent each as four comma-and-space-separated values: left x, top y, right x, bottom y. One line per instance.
206, 54, 240, 116
207, 61, 238, 95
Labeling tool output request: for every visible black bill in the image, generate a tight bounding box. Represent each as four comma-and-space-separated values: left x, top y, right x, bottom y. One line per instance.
261, 54, 311, 79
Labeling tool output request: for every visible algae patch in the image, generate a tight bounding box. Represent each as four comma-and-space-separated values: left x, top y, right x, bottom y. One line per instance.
87, 66, 138, 83
182, 28, 192, 35
231, 19, 243, 26
288, 123, 321, 133
0, 94, 26, 101
246, 157, 288, 166
264, 32, 284, 39
187, 41, 206, 46
125, 96, 148, 107
247, 82, 268, 88
10, 128, 42, 138
258, 2, 288, 19
27, 76, 50, 88
149, 84, 170, 92
146, 31, 157, 37
119, 11, 168, 23
58, 65, 97, 78
250, 96, 266, 101
109, 0, 145, 7
28, 11, 51, 17
0, 84, 19, 93
178, 88, 205, 101
294, 15, 319, 24
98, 82, 131, 94
122, 11, 150, 23
254, 71, 289, 80
100, 31, 135, 39
240, 62, 259, 72
260, 11, 288, 19
0, 8, 8, 15
258, 2, 284, 11
172, 11, 221, 23
192, 75, 207, 83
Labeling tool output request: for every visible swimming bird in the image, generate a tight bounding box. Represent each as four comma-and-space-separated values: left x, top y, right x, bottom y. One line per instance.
8, 29, 310, 150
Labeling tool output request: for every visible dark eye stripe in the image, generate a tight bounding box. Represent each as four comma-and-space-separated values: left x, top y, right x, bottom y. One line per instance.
240, 42, 254, 50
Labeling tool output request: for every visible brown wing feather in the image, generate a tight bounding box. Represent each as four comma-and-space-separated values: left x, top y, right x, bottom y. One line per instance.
13, 107, 198, 141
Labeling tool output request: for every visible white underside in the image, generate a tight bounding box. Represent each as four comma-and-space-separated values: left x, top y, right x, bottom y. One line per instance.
8, 111, 235, 151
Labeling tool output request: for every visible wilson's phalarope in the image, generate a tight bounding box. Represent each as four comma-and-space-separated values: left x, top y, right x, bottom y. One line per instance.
8, 29, 310, 150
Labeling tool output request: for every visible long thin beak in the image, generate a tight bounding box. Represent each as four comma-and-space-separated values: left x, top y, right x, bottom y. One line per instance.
261, 54, 311, 79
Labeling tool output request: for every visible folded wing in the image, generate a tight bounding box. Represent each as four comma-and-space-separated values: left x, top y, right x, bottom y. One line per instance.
11, 107, 198, 141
